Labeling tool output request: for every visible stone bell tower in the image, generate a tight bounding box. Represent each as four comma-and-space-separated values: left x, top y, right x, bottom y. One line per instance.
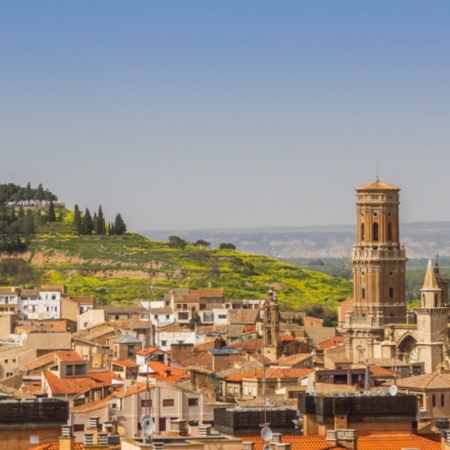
415, 259, 450, 373
345, 179, 408, 363
263, 290, 282, 361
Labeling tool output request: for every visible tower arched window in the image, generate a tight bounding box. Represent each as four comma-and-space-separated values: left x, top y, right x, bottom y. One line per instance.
432, 395, 436, 408
388, 222, 393, 241
435, 294, 439, 308
441, 394, 445, 407
373, 222, 379, 242
266, 330, 272, 346
361, 223, 365, 241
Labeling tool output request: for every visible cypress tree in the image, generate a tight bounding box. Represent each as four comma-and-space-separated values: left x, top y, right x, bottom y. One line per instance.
96, 205, 106, 235
48, 200, 56, 222
81, 208, 94, 235
73, 205, 82, 234
114, 213, 126, 236
24, 182, 33, 201
92, 212, 98, 234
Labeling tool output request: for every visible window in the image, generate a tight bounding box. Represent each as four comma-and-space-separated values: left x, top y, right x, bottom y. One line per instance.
373, 222, 379, 242
141, 399, 152, 407
432, 395, 436, 408
163, 399, 174, 407
361, 288, 365, 300
161, 340, 167, 347
361, 223, 365, 241
73, 424, 85, 432
441, 394, 445, 407
389, 287, 394, 299
203, 312, 214, 322
128, 346, 135, 357
188, 398, 199, 406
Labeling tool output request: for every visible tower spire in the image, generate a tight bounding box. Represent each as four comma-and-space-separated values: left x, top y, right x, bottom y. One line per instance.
423, 259, 439, 290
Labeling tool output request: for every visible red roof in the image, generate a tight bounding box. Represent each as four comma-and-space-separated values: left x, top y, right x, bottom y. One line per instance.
242, 433, 440, 450
147, 361, 190, 384
55, 350, 84, 362
226, 367, 314, 382
136, 346, 164, 356
44, 372, 103, 396
112, 359, 140, 368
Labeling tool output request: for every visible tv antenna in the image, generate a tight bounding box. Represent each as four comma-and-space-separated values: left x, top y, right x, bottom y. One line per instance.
260, 356, 273, 444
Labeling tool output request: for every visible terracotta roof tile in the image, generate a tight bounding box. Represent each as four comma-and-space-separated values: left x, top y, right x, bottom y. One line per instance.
396, 371, 450, 390
136, 347, 165, 356
55, 350, 84, 362
44, 372, 103, 396
226, 367, 314, 382
317, 336, 345, 350
242, 433, 440, 450
147, 361, 190, 383
112, 359, 139, 368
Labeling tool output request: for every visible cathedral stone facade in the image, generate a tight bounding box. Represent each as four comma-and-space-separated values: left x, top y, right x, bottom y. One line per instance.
344, 180, 449, 374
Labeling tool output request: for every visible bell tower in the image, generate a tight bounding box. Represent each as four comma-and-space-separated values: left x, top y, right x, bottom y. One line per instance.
345, 179, 408, 363
415, 259, 449, 373
263, 290, 282, 361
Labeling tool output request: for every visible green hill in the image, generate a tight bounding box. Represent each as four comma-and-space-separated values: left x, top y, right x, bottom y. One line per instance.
7, 214, 350, 314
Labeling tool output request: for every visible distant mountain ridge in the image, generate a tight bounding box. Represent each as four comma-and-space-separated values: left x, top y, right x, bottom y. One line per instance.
140, 222, 450, 259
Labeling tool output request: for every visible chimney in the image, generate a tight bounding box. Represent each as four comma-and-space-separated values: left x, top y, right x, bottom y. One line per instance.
84, 432, 95, 446
275, 444, 291, 450
441, 429, 450, 449
334, 414, 348, 430
326, 429, 357, 450
271, 432, 282, 443
198, 425, 211, 436
169, 418, 188, 437
97, 432, 108, 446
87, 415, 101, 444
60, 425, 75, 450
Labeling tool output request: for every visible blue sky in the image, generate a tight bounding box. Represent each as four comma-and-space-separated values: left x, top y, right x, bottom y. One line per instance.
1, 2, 450, 231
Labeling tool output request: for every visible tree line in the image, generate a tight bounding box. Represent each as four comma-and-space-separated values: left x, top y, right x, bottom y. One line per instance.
0, 182, 57, 204
72, 205, 127, 236
0, 183, 128, 253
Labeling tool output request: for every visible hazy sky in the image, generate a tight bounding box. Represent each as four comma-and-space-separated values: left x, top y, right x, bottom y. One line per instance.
2, 2, 450, 231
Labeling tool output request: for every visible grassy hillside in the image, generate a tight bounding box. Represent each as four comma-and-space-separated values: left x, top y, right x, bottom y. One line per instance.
13, 213, 353, 312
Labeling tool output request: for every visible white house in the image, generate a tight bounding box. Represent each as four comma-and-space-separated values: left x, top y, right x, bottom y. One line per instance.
19, 288, 61, 320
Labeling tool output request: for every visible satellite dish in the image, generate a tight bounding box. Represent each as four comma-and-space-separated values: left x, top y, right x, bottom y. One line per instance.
261, 426, 273, 441
389, 385, 398, 396
263, 445, 271, 450
140, 415, 155, 435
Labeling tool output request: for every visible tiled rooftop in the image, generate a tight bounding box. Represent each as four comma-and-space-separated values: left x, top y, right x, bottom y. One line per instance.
242, 432, 440, 450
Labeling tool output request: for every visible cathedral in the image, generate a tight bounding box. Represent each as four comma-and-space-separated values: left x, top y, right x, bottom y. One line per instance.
344, 179, 450, 374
